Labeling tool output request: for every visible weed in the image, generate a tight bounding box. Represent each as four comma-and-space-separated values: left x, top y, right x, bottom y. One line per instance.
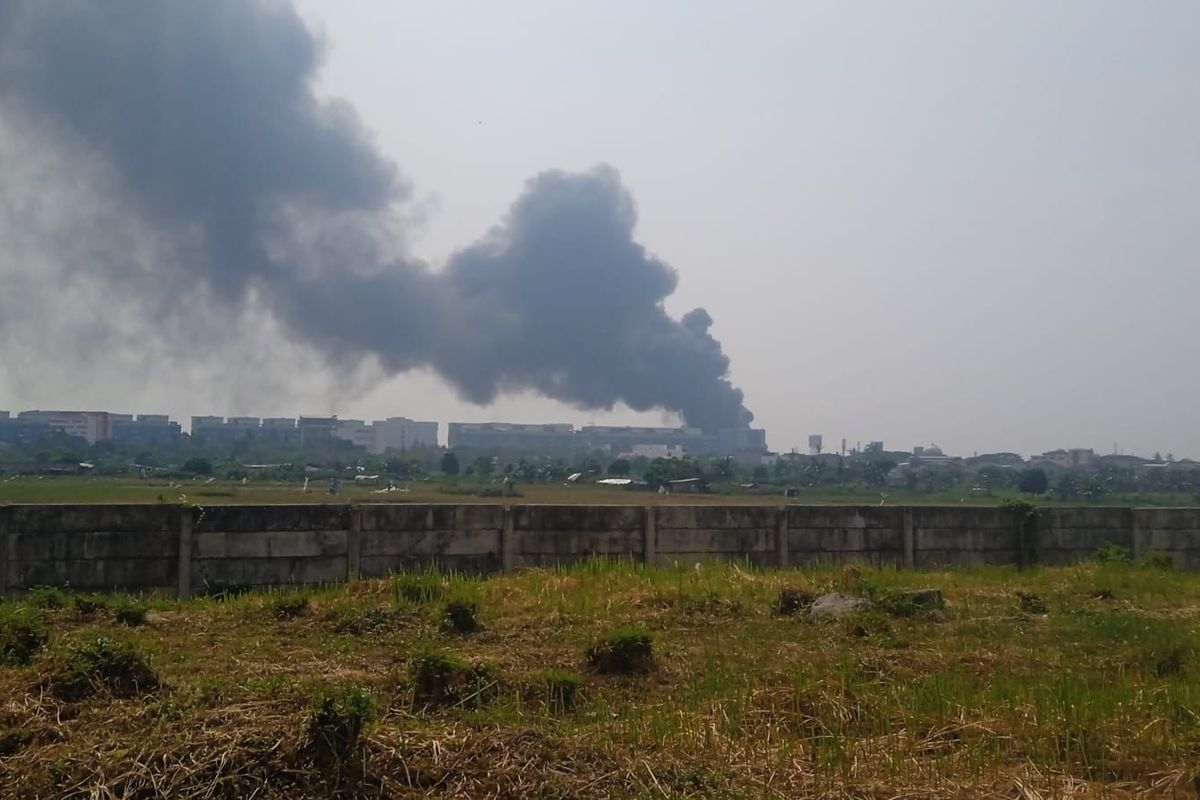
48, 637, 160, 700
113, 603, 148, 627
586, 626, 655, 674
306, 684, 376, 769
1096, 543, 1132, 563
25, 586, 68, 610
776, 587, 815, 615
330, 605, 393, 636
0, 606, 49, 666
267, 592, 310, 620
70, 594, 107, 621
543, 669, 582, 714
1017, 591, 1049, 614
441, 600, 480, 635
1137, 551, 1176, 570
0, 728, 33, 757
681, 590, 741, 616
410, 649, 497, 709
392, 570, 445, 605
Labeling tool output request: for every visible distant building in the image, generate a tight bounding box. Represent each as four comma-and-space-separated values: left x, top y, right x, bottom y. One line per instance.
448, 422, 577, 454
298, 416, 338, 447
17, 410, 115, 444
335, 419, 375, 450
1037, 448, 1096, 469
808, 434, 823, 455
372, 417, 438, 452
626, 443, 687, 460
111, 414, 182, 447
0, 411, 50, 447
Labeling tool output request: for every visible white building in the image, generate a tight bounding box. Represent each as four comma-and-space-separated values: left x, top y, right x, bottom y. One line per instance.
17, 410, 115, 444
332, 416, 438, 453
626, 443, 687, 460
373, 417, 438, 452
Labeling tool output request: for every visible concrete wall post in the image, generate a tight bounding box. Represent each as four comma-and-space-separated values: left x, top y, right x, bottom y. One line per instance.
501, 505, 516, 572
346, 505, 362, 582
1130, 507, 1142, 561
176, 505, 193, 599
903, 507, 915, 569
643, 506, 657, 567
0, 506, 10, 598
776, 506, 789, 568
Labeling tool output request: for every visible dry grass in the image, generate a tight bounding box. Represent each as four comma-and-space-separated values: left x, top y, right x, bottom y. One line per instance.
3, 559, 1200, 797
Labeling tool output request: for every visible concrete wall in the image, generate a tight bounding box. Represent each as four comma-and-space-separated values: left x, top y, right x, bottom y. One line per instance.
4, 503, 1200, 596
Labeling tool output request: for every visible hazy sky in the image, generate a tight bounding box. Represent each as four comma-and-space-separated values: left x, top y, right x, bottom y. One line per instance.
3, 1, 1198, 458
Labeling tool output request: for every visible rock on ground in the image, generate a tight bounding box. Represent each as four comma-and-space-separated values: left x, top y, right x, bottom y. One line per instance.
809, 592, 872, 619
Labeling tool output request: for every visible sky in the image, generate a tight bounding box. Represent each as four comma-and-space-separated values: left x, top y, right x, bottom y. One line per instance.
2, 1, 1198, 458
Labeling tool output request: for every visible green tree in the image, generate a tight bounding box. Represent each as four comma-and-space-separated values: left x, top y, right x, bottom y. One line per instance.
1017, 468, 1049, 495
440, 451, 460, 476
181, 457, 213, 475
607, 458, 631, 477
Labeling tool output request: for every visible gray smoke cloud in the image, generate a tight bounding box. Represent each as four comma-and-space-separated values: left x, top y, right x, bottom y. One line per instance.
0, 0, 753, 430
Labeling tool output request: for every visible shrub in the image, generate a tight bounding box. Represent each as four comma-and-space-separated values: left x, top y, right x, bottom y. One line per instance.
1096, 543, 1132, 564
1138, 551, 1176, 570
48, 637, 160, 700
0, 607, 49, 666
585, 627, 655, 675
410, 650, 497, 709
268, 593, 310, 620
543, 669, 582, 714
70, 594, 108, 621
1016, 591, 1048, 615
0, 728, 33, 757
331, 606, 393, 636
776, 588, 815, 616
441, 600, 480, 635
25, 586, 68, 610
393, 572, 445, 605
113, 603, 148, 627
307, 684, 376, 768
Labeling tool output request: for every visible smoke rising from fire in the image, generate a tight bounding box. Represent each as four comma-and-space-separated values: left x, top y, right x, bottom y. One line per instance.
0, 0, 752, 430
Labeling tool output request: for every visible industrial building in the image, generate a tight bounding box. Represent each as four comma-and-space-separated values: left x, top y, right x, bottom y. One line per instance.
447, 422, 768, 458
334, 417, 438, 453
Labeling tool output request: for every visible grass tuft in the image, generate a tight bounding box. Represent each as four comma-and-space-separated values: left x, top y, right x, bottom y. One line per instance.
0, 606, 49, 666
48, 637, 160, 700
586, 626, 655, 674
306, 684, 376, 769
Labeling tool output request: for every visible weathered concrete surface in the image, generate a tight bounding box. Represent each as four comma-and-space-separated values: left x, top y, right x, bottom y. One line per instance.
4, 503, 1200, 595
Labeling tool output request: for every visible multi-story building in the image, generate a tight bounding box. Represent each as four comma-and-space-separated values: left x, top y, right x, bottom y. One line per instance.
447, 422, 577, 454
372, 417, 438, 452
111, 414, 182, 447
298, 416, 338, 447
259, 417, 300, 445
0, 411, 50, 447
335, 419, 376, 450
17, 410, 114, 445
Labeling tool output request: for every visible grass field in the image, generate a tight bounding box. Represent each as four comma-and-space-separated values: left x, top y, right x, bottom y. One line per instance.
4, 559, 1200, 797
2, 475, 1196, 507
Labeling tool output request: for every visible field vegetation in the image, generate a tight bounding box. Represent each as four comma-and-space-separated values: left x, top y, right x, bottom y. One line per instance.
3, 558, 1200, 797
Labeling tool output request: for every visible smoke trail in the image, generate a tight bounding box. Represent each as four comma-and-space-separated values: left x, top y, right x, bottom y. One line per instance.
0, 0, 752, 430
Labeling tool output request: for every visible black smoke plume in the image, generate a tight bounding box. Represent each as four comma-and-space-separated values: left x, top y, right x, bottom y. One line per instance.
0, 0, 752, 430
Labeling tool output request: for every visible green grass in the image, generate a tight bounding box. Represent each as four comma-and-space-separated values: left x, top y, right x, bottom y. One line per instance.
3, 474, 1198, 506
3, 560, 1200, 796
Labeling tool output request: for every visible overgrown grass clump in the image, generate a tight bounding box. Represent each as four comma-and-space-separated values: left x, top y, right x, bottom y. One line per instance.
441, 599, 480, 634
113, 602, 149, 627
542, 669, 583, 714
586, 626, 655, 674
267, 591, 310, 620
392, 570, 445, 605
306, 684, 376, 768
0, 606, 49, 666
47, 637, 160, 700
410, 649, 497, 709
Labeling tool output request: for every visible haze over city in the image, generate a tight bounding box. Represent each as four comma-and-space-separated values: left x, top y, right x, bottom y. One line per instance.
1, 1, 1197, 458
